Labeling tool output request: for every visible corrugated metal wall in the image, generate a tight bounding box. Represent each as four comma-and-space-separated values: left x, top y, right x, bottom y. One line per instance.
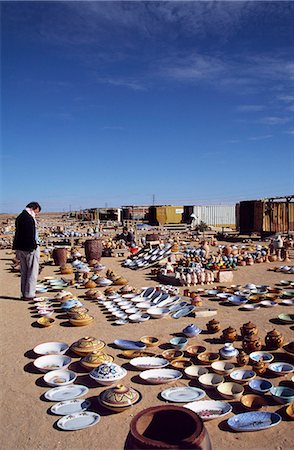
192, 205, 236, 227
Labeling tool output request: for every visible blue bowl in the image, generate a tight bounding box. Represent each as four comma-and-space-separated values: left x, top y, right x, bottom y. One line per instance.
170, 337, 188, 350
249, 378, 273, 394
270, 386, 294, 404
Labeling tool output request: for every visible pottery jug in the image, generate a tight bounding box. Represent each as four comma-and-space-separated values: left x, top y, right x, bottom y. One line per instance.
236, 350, 249, 367
252, 359, 267, 376
242, 335, 262, 354
219, 343, 239, 360
240, 321, 258, 338
265, 329, 285, 350
221, 326, 237, 342
206, 319, 221, 334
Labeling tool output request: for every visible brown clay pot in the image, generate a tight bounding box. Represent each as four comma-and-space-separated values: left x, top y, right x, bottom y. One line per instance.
221, 326, 237, 342
240, 321, 258, 338
127, 405, 212, 450
269, 254, 277, 262
242, 335, 263, 354
236, 350, 249, 367
206, 319, 221, 334
265, 329, 285, 350
84, 280, 97, 289
252, 360, 267, 376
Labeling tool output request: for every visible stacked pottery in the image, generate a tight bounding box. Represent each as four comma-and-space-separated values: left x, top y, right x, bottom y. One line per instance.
219, 343, 239, 360
221, 326, 237, 342
265, 329, 285, 350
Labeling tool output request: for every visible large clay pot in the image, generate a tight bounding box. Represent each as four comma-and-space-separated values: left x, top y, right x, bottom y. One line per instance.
221, 326, 237, 342
240, 322, 258, 338
84, 239, 103, 263
242, 335, 262, 354
52, 247, 68, 266
126, 405, 212, 450
265, 329, 285, 350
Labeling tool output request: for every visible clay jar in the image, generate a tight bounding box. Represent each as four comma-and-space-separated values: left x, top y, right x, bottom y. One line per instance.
242, 335, 262, 354
221, 326, 237, 342
206, 319, 221, 334
223, 246, 233, 256
265, 329, 285, 350
236, 350, 249, 367
240, 322, 258, 338
252, 359, 267, 376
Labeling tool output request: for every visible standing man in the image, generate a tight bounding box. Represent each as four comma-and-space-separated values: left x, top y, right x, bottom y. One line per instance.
13, 202, 41, 300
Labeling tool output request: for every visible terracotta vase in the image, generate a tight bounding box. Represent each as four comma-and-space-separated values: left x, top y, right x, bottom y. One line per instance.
126, 405, 212, 450
236, 350, 249, 367
242, 335, 262, 354
265, 329, 285, 350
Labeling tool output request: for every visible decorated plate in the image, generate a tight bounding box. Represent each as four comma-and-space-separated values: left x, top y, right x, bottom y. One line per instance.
184, 400, 232, 421
113, 339, 146, 350
161, 386, 206, 403
44, 385, 89, 402
51, 399, 91, 416
171, 305, 195, 319
57, 412, 100, 431
227, 412, 281, 431
130, 357, 169, 370
139, 368, 182, 384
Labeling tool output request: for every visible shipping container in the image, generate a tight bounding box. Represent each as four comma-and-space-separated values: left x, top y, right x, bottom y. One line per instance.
184, 205, 236, 228
149, 205, 184, 225
122, 206, 150, 221
239, 199, 294, 234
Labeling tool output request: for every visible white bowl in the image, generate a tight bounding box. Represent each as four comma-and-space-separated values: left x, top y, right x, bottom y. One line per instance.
198, 373, 224, 389
268, 362, 294, 375
33, 342, 69, 356
230, 369, 256, 384
89, 363, 127, 386
43, 369, 76, 387
147, 307, 170, 319
34, 355, 71, 373
184, 365, 209, 379
211, 361, 235, 375
130, 357, 169, 370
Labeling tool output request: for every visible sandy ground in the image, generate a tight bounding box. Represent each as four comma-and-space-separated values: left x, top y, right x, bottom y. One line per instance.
0, 248, 293, 450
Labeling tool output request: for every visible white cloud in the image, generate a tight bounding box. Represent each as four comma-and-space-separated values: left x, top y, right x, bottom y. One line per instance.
248, 134, 273, 141
237, 105, 265, 112
259, 116, 290, 125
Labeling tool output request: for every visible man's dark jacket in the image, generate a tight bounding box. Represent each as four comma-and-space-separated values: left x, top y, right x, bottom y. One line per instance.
13, 210, 37, 251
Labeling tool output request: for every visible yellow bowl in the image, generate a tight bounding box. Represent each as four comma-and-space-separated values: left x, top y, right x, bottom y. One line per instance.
241, 394, 267, 410
185, 345, 206, 357
37, 317, 55, 327
170, 358, 192, 369
69, 316, 94, 327
140, 336, 159, 347
217, 382, 244, 400
161, 349, 184, 361
197, 352, 220, 365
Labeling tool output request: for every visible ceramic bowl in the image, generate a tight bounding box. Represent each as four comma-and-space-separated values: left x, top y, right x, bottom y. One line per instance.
170, 358, 192, 370
241, 394, 268, 410
37, 317, 55, 327
285, 402, 294, 419
197, 352, 220, 365
71, 337, 106, 356
69, 316, 94, 327
169, 337, 188, 351
80, 352, 114, 370
33, 355, 71, 373
185, 345, 206, 357
161, 349, 184, 361
147, 307, 170, 319
270, 386, 294, 404
249, 351, 274, 363
38, 309, 54, 317
122, 350, 155, 359
278, 313, 294, 324
217, 382, 244, 400
249, 378, 273, 394
198, 373, 224, 389
90, 363, 127, 386
230, 369, 256, 384
268, 362, 294, 376
130, 357, 169, 370
140, 336, 159, 347
43, 369, 76, 387
33, 342, 69, 356
211, 361, 235, 376
184, 365, 209, 379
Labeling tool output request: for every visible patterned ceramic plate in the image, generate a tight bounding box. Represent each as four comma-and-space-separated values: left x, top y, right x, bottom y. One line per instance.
161, 387, 206, 403
227, 412, 281, 431
184, 400, 232, 420
51, 399, 91, 416
57, 412, 100, 430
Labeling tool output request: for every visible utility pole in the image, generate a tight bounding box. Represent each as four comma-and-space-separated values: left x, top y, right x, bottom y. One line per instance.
152, 194, 155, 205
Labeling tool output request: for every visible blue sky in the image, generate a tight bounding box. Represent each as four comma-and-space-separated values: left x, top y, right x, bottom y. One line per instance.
1, 1, 294, 212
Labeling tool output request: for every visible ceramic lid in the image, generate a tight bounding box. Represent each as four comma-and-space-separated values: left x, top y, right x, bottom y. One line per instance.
224, 326, 236, 333
72, 337, 105, 352
100, 384, 140, 408
81, 352, 113, 367
243, 334, 261, 342
266, 329, 282, 337
90, 363, 126, 380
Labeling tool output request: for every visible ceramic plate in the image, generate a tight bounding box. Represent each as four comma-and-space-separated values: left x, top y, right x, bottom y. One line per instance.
260, 300, 278, 308
44, 385, 89, 402
184, 400, 232, 421
161, 386, 206, 403
278, 314, 294, 324
51, 399, 91, 416
130, 357, 169, 370
268, 362, 294, 374
227, 412, 281, 431
171, 305, 195, 319
113, 339, 146, 350
57, 412, 100, 431
139, 368, 182, 384
227, 295, 248, 305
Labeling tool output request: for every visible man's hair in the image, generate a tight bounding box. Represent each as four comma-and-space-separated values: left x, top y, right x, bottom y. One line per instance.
123, 227, 128, 232
26, 201, 42, 212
